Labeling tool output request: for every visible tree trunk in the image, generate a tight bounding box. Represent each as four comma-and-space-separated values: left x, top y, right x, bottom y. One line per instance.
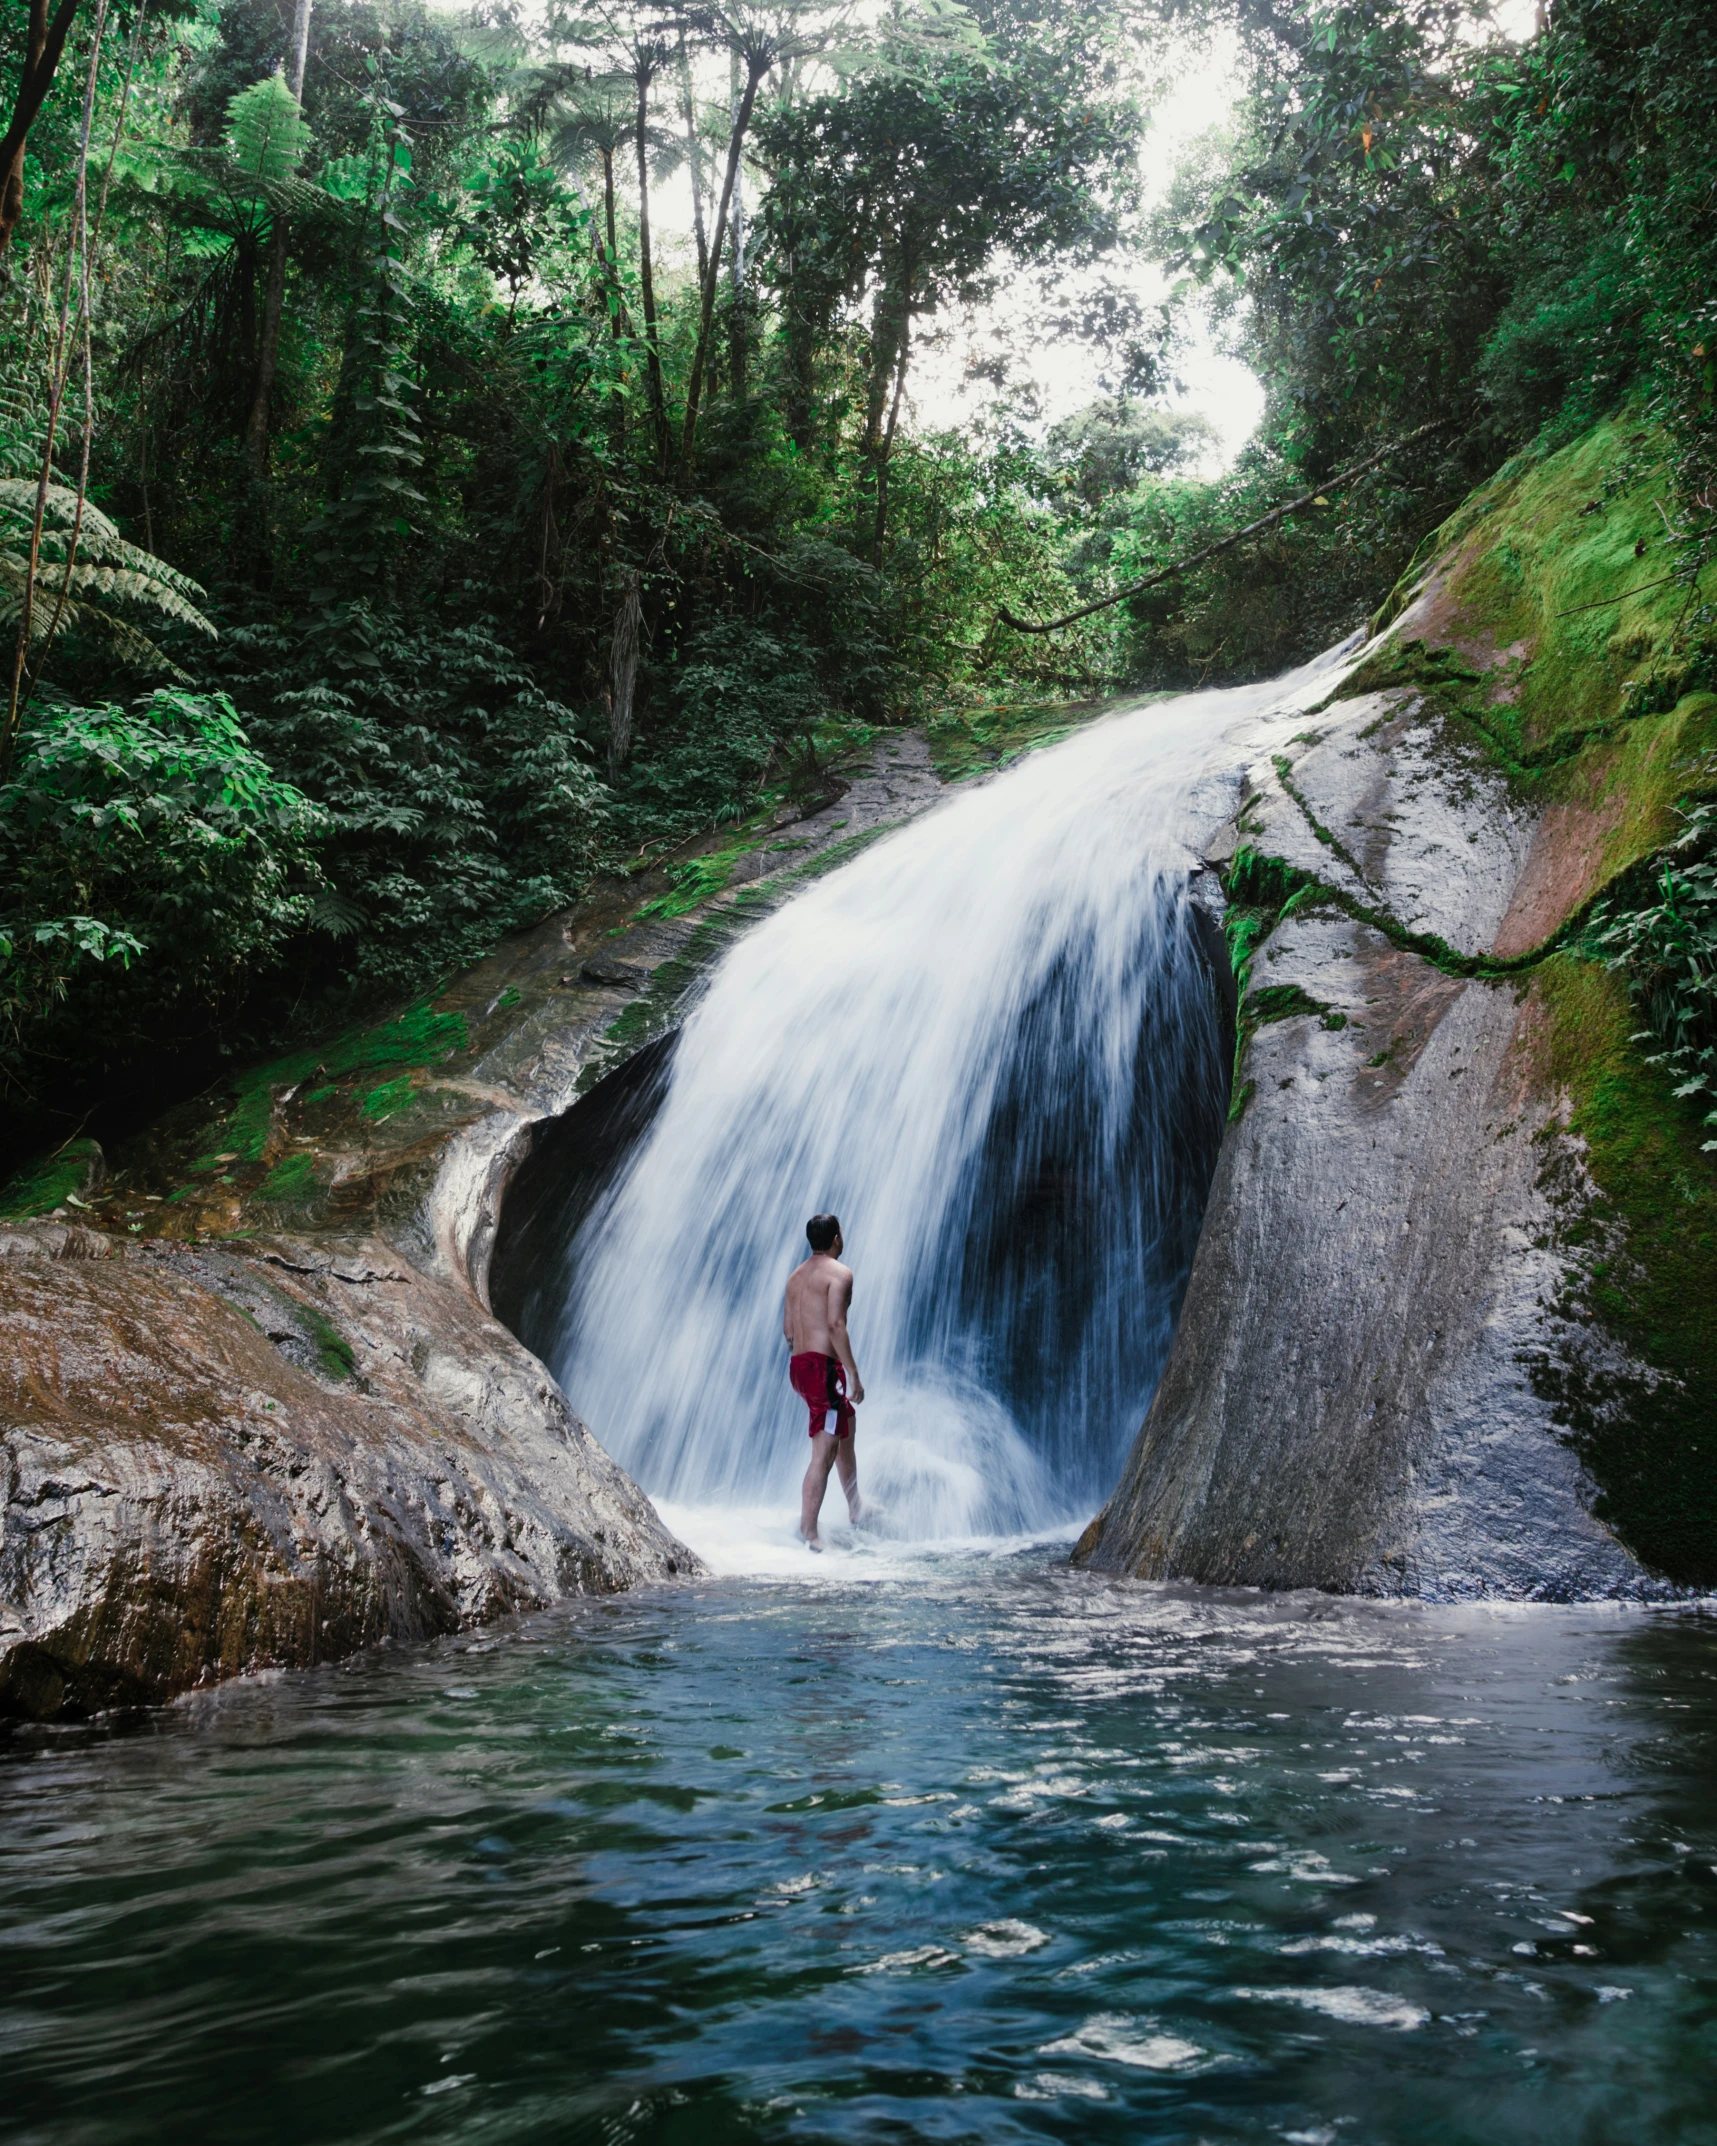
238, 235, 259, 381
633, 65, 668, 472
678, 38, 708, 290
609, 569, 642, 773
244, 0, 313, 481
873, 320, 911, 558
725, 56, 748, 403
0, 0, 82, 258
536, 441, 563, 629
600, 148, 623, 340
679, 54, 764, 469
782, 271, 817, 453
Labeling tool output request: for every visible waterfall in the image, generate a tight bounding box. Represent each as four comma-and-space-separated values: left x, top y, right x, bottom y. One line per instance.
526, 654, 1352, 1547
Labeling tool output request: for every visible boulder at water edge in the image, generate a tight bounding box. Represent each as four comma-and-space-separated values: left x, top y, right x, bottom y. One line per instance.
1077, 417, 1717, 1599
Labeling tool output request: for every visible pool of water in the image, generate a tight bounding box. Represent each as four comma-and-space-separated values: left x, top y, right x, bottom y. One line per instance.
3, 1546, 1715, 2146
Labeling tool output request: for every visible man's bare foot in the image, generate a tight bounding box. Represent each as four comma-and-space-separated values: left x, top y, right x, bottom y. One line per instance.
800, 1531, 824, 1553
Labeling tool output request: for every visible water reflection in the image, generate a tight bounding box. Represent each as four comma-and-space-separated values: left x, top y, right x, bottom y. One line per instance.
2, 1559, 1714, 2146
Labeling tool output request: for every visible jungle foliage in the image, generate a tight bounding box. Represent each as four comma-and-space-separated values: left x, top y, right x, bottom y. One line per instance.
1, 0, 1714, 1162
0, 0, 1148, 1152
1091, 0, 1717, 687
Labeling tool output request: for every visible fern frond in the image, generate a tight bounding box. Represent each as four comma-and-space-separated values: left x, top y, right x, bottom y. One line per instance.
0, 481, 216, 672
0, 585, 194, 679
53, 566, 220, 635
224, 70, 312, 185
309, 887, 368, 937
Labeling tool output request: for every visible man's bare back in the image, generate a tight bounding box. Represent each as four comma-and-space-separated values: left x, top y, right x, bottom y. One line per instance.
784, 1254, 860, 1373
784, 1213, 864, 1548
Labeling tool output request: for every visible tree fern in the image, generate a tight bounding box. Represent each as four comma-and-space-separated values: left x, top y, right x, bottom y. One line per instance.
224, 69, 313, 186
310, 86, 425, 602
132, 73, 337, 252
0, 480, 217, 679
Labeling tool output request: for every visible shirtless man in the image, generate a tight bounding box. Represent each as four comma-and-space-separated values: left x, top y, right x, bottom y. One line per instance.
784, 1213, 864, 1548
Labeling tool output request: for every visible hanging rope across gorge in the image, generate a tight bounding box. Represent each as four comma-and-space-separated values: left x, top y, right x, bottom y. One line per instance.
997, 418, 1456, 636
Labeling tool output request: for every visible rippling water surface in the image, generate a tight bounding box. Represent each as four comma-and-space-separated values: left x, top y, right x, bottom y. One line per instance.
4, 1549, 1715, 2145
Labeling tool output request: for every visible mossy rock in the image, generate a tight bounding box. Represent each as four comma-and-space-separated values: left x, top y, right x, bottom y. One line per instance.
1532, 956, 1717, 1586
1351, 415, 1714, 815
216, 1000, 470, 1161
0, 1138, 107, 1219
926, 694, 1131, 781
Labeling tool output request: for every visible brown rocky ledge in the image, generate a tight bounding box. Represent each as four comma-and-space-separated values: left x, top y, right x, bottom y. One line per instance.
1, 1225, 690, 1720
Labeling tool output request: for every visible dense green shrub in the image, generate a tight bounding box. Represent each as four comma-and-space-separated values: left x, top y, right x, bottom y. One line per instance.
216, 608, 610, 1000
0, 689, 324, 1106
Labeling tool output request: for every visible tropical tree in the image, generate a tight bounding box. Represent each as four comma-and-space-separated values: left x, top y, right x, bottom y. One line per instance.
759, 6, 1142, 547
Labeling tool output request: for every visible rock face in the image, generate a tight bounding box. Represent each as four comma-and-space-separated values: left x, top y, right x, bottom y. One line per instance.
1078, 693, 1656, 1596
1079, 422, 1717, 1598
1, 1224, 692, 1719
1, 731, 952, 1721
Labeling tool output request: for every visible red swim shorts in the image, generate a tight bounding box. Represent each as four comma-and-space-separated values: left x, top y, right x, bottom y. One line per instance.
789, 1351, 855, 1439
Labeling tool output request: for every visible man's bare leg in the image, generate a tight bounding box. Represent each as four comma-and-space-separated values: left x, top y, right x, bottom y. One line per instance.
800, 1434, 839, 1548
834, 1436, 862, 1525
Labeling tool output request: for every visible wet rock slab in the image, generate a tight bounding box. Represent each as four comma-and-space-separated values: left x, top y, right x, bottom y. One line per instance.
1, 1223, 694, 1720
1080, 634, 1665, 1600
1078, 911, 1647, 1598
1237, 690, 1538, 951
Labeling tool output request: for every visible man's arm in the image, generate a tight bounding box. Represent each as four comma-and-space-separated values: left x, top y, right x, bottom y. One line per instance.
827, 1267, 863, 1405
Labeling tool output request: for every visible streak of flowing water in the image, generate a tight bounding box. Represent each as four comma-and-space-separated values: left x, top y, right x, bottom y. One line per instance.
522, 650, 1354, 1549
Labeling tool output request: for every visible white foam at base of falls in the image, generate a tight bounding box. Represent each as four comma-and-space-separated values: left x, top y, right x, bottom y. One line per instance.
542, 643, 1361, 1554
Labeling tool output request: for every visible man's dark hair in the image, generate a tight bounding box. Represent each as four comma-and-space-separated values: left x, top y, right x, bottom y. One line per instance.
806, 1213, 841, 1252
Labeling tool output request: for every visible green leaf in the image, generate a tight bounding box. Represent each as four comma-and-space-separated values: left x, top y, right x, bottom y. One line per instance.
224, 69, 313, 186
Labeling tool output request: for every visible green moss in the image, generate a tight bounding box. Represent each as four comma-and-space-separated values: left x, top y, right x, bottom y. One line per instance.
1272, 754, 1370, 880
637, 851, 740, 919
1347, 417, 1714, 829
1250, 983, 1334, 1025
297, 1304, 355, 1381
1226, 838, 1576, 982
1221, 851, 1334, 1120
255, 1152, 318, 1203
1225, 847, 1321, 921
1532, 955, 1717, 1585
579, 822, 909, 1097
782, 821, 898, 884
1226, 980, 1342, 1123
926, 693, 1133, 782
359, 1076, 416, 1122
632, 792, 821, 922
575, 914, 743, 1093
1544, 691, 1717, 887
217, 1000, 469, 1160
0, 1138, 104, 1218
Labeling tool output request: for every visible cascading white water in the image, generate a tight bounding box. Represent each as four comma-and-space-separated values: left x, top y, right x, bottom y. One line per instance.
531, 649, 1355, 1549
